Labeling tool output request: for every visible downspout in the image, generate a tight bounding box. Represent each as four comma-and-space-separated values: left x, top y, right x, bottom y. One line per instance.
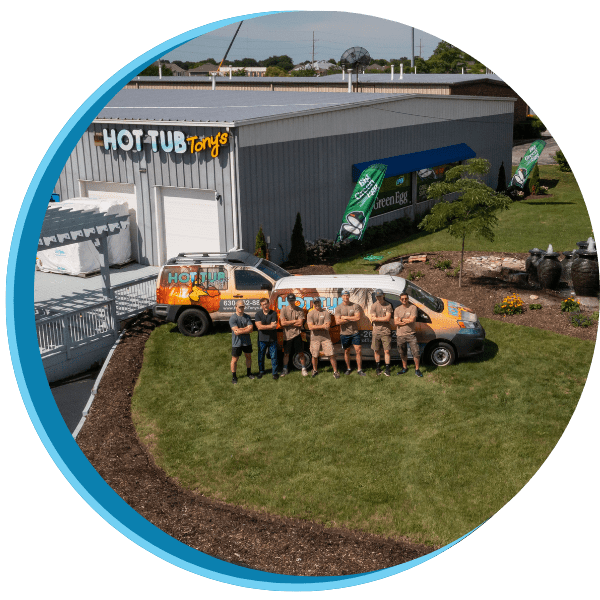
229, 127, 241, 250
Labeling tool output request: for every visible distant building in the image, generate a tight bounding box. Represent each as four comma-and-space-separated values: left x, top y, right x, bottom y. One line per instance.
217, 66, 267, 77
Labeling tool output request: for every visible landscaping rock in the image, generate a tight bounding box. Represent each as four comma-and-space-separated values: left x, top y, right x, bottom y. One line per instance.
379, 261, 403, 276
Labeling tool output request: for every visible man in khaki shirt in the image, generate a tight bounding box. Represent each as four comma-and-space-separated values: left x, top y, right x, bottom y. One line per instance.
394, 292, 423, 377
306, 298, 340, 379
279, 293, 308, 377
334, 290, 366, 376
369, 289, 392, 377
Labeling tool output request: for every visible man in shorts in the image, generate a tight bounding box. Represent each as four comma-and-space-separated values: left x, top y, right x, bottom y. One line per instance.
279, 293, 308, 377
394, 292, 423, 377
334, 289, 366, 376
254, 297, 279, 380
229, 300, 255, 384
306, 298, 340, 379
369, 289, 392, 377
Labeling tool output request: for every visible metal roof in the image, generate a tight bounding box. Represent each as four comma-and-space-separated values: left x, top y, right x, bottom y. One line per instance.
95, 89, 507, 126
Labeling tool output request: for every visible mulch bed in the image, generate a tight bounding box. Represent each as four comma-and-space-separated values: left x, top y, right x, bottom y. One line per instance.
76, 256, 595, 576
77, 312, 436, 576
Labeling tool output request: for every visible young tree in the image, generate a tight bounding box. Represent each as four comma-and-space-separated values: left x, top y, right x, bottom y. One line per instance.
255, 226, 267, 258
288, 213, 308, 266
418, 159, 512, 287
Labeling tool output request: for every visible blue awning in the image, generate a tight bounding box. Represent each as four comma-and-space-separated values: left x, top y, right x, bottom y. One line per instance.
352, 143, 476, 182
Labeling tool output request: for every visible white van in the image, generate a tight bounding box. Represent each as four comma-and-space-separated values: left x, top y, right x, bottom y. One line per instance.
270, 274, 485, 368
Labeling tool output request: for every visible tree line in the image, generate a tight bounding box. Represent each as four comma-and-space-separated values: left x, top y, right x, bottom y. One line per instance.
138, 42, 487, 77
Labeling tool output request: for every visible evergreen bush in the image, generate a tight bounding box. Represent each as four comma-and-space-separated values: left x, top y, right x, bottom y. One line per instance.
496, 161, 507, 193
528, 164, 540, 195
254, 226, 267, 258
288, 213, 308, 266
554, 150, 572, 172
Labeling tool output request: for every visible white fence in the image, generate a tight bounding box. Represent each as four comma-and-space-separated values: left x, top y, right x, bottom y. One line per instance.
37, 275, 157, 358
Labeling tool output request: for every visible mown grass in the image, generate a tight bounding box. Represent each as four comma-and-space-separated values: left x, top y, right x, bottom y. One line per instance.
132, 318, 593, 547
334, 165, 593, 274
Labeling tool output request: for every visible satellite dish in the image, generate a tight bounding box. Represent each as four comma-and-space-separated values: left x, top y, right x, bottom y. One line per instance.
340, 47, 371, 69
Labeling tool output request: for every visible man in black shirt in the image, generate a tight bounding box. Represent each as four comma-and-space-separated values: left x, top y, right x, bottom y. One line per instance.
254, 297, 279, 380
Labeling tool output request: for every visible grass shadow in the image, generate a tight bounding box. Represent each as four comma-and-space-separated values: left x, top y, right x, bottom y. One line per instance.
540, 178, 559, 189
522, 201, 574, 206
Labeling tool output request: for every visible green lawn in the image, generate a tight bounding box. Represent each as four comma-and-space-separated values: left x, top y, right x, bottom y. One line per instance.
334, 165, 593, 274
132, 318, 593, 547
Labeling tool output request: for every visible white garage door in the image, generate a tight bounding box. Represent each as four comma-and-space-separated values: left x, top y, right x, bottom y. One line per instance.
161, 187, 220, 260
82, 181, 140, 261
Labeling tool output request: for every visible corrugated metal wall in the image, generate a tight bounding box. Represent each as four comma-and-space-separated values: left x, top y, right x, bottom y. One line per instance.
237, 112, 512, 263
53, 124, 236, 265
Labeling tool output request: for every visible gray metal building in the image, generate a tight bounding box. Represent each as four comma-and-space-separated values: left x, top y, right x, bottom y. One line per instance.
54, 89, 514, 266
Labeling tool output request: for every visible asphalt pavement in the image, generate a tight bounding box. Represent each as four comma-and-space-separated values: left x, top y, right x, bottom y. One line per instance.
512, 130, 559, 166
51, 368, 100, 433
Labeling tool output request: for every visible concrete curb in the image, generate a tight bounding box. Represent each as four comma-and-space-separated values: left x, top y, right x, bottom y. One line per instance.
72, 329, 126, 439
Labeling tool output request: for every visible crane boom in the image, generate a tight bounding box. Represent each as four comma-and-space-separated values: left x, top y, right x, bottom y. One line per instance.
217, 20, 244, 74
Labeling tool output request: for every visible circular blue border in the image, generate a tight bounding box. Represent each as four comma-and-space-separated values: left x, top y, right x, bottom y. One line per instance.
6, 12, 476, 591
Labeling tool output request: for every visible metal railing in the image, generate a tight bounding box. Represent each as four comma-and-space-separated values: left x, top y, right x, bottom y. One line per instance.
36, 275, 157, 358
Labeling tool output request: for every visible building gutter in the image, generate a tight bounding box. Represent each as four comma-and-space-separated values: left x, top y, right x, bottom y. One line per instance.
228, 127, 241, 250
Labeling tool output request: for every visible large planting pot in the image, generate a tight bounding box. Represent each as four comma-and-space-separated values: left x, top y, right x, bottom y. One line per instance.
537, 252, 562, 290
560, 250, 576, 285
571, 251, 599, 297
526, 248, 546, 285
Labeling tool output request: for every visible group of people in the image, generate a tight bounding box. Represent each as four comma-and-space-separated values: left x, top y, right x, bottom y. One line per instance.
229, 289, 423, 384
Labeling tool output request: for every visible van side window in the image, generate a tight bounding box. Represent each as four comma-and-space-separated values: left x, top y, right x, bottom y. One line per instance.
234, 269, 271, 291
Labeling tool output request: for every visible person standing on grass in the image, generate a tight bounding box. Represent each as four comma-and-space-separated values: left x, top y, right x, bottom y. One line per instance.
254, 297, 279, 380
306, 298, 340, 379
369, 289, 392, 377
394, 292, 423, 377
229, 300, 255, 384
334, 290, 366, 376
279, 293, 308, 377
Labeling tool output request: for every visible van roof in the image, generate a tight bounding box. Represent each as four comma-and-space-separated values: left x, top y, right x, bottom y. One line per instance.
273, 274, 407, 291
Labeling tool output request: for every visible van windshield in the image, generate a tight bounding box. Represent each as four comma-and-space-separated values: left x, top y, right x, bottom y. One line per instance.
256, 259, 290, 281
404, 281, 444, 312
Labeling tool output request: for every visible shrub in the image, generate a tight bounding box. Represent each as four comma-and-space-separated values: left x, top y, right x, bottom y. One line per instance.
496, 161, 507, 193
433, 259, 453, 270
254, 226, 267, 258
553, 150, 572, 172
561, 297, 581, 312
570, 311, 594, 328
408, 271, 424, 281
446, 266, 460, 278
493, 293, 525, 316
528, 164, 540, 195
288, 213, 307, 266
593, 311, 599, 321
529, 303, 543, 310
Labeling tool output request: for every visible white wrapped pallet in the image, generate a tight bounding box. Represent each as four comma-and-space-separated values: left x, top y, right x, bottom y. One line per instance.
37, 197, 131, 275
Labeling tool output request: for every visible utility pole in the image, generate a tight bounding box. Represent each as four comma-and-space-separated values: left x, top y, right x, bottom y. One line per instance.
419, 39, 422, 59
312, 31, 315, 70
411, 27, 414, 67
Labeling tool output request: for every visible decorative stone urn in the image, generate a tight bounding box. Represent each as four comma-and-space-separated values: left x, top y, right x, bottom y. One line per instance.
576, 237, 595, 253
560, 250, 577, 286
537, 245, 562, 290
571, 245, 599, 297
526, 248, 545, 285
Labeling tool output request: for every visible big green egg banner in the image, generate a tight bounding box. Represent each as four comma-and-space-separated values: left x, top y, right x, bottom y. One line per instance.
337, 164, 387, 242
510, 139, 546, 188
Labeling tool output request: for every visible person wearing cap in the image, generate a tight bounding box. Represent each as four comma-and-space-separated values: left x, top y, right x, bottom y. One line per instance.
394, 292, 423, 377
229, 300, 255, 384
334, 290, 366, 376
306, 298, 340, 379
369, 289, 392, 377
254, 297, 279, 380
279, 293, 308, 377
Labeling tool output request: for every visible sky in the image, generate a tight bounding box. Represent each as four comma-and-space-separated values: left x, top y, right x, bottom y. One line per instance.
164, 12, 444, 65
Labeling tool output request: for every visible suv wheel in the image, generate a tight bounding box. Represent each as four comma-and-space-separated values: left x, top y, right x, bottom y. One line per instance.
426, 341, 456, 367
177, 308, 210, 337
292, 350, 311, 370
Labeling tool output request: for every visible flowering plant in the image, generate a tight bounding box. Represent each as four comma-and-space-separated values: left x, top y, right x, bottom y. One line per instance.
493, 293, 525, 316
561, 297, 580, 312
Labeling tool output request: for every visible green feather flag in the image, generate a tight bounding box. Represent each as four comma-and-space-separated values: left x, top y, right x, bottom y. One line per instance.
336, 164, 388, 243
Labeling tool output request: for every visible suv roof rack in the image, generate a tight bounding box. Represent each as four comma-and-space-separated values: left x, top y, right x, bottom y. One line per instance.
165, 249, 255, 266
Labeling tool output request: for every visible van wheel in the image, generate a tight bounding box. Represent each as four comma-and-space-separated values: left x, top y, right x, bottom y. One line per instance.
177, 308, 210, 337
292, 350, 311, 370
426, 342, 456, 367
